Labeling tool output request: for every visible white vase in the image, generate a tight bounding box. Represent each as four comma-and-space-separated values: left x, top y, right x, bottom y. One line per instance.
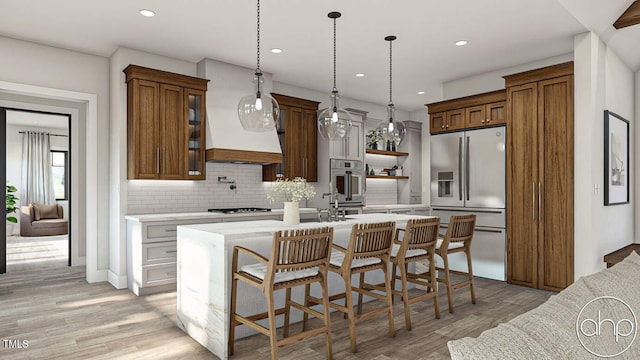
283, 201, 300, 225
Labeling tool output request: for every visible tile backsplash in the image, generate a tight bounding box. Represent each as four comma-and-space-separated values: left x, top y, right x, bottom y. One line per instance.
127, 161, 398, 215
127, 163, 274, 215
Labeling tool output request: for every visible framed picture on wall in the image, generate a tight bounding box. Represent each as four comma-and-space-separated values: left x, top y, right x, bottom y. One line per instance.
604, 110, 630, 206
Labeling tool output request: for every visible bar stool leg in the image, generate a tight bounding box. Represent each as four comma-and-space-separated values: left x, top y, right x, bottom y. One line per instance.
266, 291, 279, 360
303, 283, 311, 331
284, 287, 292, 337
344, 275, 358, 353
383, 262, 395, 338
466, 249, 476, 304
320, 274, 333, 360
442, 253, 455, 314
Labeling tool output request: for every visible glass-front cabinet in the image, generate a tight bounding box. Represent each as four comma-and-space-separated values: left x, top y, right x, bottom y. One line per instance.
186, 89, 206, 179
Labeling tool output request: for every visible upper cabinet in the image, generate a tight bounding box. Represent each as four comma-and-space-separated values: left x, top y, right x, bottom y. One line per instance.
263, 93, 319, 182
125, 65, 209, 180
329, 114, 364, 162
426, 90, 506, 134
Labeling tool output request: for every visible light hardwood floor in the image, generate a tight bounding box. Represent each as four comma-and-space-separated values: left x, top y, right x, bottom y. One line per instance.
1, 236, 553, 359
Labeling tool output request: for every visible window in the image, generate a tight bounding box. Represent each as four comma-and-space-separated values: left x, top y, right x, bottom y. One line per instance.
51, 150, 68, 201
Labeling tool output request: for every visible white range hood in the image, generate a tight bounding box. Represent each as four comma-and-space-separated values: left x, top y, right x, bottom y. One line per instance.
197, 58, 282, 164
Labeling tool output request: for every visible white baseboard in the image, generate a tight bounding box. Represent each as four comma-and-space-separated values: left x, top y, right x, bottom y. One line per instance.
107, 270, 128, 289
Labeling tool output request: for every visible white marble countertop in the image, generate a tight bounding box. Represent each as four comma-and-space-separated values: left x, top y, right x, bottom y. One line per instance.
179, 213, 431, 239
363, 204, 430, 210
124, 208, 318, 222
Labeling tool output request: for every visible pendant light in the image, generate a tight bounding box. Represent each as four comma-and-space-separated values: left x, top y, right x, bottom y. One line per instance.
377, 35, 406, 146
238, 0, 279, 132
317, 11, 352, 141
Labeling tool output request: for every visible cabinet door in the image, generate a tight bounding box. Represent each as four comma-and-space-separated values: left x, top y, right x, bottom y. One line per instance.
129, 79, 160, 179
466, 105, 486, 128
506, 82, 538, 288
185, 89, 206, 180
537, 75, 573, 292
302, 109, 318, 181
429, 112, 446, 133
487, 101, 506, 125
346, 120, 363, 161
285, 106, 304, 178
159, 84, 185, 179
447, 109, 466, 131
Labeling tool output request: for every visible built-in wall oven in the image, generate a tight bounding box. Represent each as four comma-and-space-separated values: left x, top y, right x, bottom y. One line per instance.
330, 159, 364, 207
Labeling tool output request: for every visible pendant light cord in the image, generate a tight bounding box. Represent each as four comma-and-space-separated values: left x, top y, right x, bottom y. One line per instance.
389, 39, 393, 105
332, 16, 337, 92
256, 0, 261, 72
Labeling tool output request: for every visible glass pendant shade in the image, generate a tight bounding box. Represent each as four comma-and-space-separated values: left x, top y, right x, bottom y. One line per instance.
318, 91, 352, 140
238, 0, 280, 132
377, 104, 406, 146
238, 73, 279, 132
378, 34, 405, 146
318, 11, 351, 141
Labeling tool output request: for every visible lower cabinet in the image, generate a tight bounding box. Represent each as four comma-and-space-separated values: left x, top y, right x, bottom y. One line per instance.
127, 214, 286, 295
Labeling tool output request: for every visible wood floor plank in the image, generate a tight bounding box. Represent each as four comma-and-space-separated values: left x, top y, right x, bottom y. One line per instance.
0, 235, 554, 359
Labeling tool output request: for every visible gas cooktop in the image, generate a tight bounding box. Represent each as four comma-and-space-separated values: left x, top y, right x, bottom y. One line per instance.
207, 207, 272, 214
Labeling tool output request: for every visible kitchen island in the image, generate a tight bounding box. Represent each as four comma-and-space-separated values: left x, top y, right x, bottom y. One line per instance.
175, 213, 432, 359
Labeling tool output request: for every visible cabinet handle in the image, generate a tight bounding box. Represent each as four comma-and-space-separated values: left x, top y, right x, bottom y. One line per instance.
532, 182, 536, 221
157, 147, 160, 174
441, 125, 445, 129
481, 120, 485, 124
164, 229, 177, 232
166, 250, 177, 254
445, 124, 449, 128
538, 182, 541, 221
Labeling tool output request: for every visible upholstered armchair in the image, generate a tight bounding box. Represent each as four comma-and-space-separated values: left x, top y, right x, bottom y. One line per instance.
19, 203, 68, 237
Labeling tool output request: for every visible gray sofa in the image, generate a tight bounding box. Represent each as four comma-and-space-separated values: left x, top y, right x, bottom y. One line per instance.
20, 203, 68, 237
448, 251, 640, 359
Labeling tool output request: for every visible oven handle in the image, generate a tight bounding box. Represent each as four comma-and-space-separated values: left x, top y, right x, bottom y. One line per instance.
345, 171, 353, 201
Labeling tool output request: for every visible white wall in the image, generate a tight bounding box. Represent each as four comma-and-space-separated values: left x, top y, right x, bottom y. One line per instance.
5, 123, 69, 235
0, 36, 108, 281
574, 31, 635, 279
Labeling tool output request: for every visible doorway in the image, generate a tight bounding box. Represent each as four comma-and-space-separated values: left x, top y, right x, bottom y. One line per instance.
2, 107, 71, 272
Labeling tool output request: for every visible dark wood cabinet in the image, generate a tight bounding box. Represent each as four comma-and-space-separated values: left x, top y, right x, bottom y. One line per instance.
505, 62, 574, 292
263, 94, 319, 182
427, 90, 506, 134
125, 65, 208, 180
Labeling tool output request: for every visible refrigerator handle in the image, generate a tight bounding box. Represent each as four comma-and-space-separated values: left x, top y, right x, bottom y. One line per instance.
466, 136, 470, 201
458, 137, 463, 201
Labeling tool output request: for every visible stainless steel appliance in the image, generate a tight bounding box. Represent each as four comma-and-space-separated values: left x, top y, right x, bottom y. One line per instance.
430, 126, 506, 281
330, 159, 365, 207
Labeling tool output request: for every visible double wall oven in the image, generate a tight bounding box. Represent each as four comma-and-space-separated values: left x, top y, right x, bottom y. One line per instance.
330, 159, 365, 207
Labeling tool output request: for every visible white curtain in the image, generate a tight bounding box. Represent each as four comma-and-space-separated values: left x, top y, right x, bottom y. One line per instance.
21, 131, 55, 205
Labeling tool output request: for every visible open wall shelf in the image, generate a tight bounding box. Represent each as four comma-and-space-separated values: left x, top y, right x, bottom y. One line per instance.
365, 149, 409, 157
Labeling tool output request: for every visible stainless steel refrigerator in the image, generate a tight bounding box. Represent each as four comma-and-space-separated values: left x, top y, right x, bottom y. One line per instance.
430, 126, 506, 281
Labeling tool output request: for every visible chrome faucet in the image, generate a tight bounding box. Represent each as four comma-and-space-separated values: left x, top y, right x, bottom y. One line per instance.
320, 191, 344, 221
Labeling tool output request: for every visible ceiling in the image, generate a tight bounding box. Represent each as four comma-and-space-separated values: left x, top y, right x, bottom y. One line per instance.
6, 110, 69, 130
0, 1, 637, 112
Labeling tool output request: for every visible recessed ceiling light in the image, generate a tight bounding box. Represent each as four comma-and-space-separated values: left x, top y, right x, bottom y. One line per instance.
455, 40, 468, 46
271, 48, 283, 54
139, 9, 156, 17
417, 91, 425, 95
355, 73, 365, 77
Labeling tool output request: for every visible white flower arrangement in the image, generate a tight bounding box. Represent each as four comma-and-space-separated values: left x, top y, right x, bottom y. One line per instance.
267, 177, 316, 203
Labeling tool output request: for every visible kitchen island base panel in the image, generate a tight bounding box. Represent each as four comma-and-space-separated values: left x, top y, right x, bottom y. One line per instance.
176, 215, 430, 359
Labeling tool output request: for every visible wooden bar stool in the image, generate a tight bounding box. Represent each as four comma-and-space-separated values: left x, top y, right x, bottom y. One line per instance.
229, 227, 334, 360
390, 217, 441, 330
435, 214, 477, 313
307, 221, 396, 353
